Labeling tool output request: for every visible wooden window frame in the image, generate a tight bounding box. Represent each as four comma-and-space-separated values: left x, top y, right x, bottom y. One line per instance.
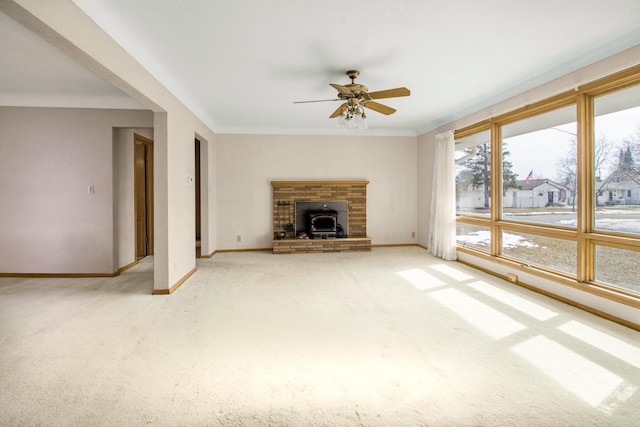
455, 64, 640, 309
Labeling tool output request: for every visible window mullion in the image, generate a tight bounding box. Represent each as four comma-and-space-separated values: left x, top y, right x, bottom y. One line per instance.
490, 122, 502, 256
576, 93, 594, 282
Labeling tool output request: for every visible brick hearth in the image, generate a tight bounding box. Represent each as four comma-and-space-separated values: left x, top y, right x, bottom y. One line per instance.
271, 181, 371, 254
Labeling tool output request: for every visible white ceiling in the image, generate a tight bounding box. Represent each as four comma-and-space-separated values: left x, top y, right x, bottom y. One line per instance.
3, 1, 640, 136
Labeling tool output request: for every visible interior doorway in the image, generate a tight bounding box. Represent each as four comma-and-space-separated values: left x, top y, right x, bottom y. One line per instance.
134, 134, 154, 259
195, 138, 202, 257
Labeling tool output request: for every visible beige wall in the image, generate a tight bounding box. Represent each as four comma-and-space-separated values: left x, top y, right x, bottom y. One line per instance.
0, 107, 152, 274
215, 134, 418, 249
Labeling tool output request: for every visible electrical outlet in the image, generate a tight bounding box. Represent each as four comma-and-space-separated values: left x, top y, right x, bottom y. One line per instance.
507, 273, 518, 283
236, 235, 241, 243
411, 231, 416, 238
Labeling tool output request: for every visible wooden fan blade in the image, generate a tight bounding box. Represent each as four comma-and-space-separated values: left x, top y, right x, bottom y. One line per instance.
362, 101, 396, 115
329, 103, 347, 118
367, 87, 410, 99
330, 83, 353, 96
293, 98, 341, 104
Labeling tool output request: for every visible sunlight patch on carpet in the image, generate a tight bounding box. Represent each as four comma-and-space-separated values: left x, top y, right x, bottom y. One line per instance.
466, 280, 558, 321
429, 264, 474, 282
558, 321, 640, 369
429, 288, 525, 340
511, 335, 627, 409
396, 268, 446, 290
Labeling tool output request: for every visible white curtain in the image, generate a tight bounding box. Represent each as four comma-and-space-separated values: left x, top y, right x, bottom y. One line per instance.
429, 130, 457, 261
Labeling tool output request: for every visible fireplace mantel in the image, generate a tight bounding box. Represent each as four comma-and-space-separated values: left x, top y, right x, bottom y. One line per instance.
271, 180, 371, 254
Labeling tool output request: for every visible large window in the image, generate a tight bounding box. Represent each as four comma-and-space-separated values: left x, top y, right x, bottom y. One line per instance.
455, 64, 640, 306
502, 105, 577, 227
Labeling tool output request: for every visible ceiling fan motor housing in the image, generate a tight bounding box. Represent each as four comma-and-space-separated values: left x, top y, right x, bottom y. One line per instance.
339, 83, 368, 99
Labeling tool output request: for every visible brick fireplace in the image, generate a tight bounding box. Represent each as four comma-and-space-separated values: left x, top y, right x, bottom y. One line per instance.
271, 181, 371, 254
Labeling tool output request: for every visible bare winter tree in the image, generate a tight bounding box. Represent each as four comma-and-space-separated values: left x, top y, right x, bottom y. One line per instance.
555, 136, 613, 211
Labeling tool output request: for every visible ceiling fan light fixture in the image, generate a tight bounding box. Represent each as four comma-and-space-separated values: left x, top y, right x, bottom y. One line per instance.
354, 108, 368, 129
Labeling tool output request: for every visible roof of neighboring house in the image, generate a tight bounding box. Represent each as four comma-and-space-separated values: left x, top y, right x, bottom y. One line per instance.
514, 178, 569, 191
601, 168, 640, 188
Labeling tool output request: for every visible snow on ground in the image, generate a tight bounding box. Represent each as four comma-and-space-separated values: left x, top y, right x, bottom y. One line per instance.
457, 230, 538, 248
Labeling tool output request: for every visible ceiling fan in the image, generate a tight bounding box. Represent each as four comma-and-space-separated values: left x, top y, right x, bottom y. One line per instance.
294, 70, 410, 127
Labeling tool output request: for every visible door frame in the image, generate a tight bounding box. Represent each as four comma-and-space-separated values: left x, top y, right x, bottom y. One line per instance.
195, 138, 201, 257
195, 134, 212, 257
134, 133, 154, 258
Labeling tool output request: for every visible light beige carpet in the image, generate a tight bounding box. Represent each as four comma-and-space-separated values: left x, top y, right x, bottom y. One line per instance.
0, 247, 638, 426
